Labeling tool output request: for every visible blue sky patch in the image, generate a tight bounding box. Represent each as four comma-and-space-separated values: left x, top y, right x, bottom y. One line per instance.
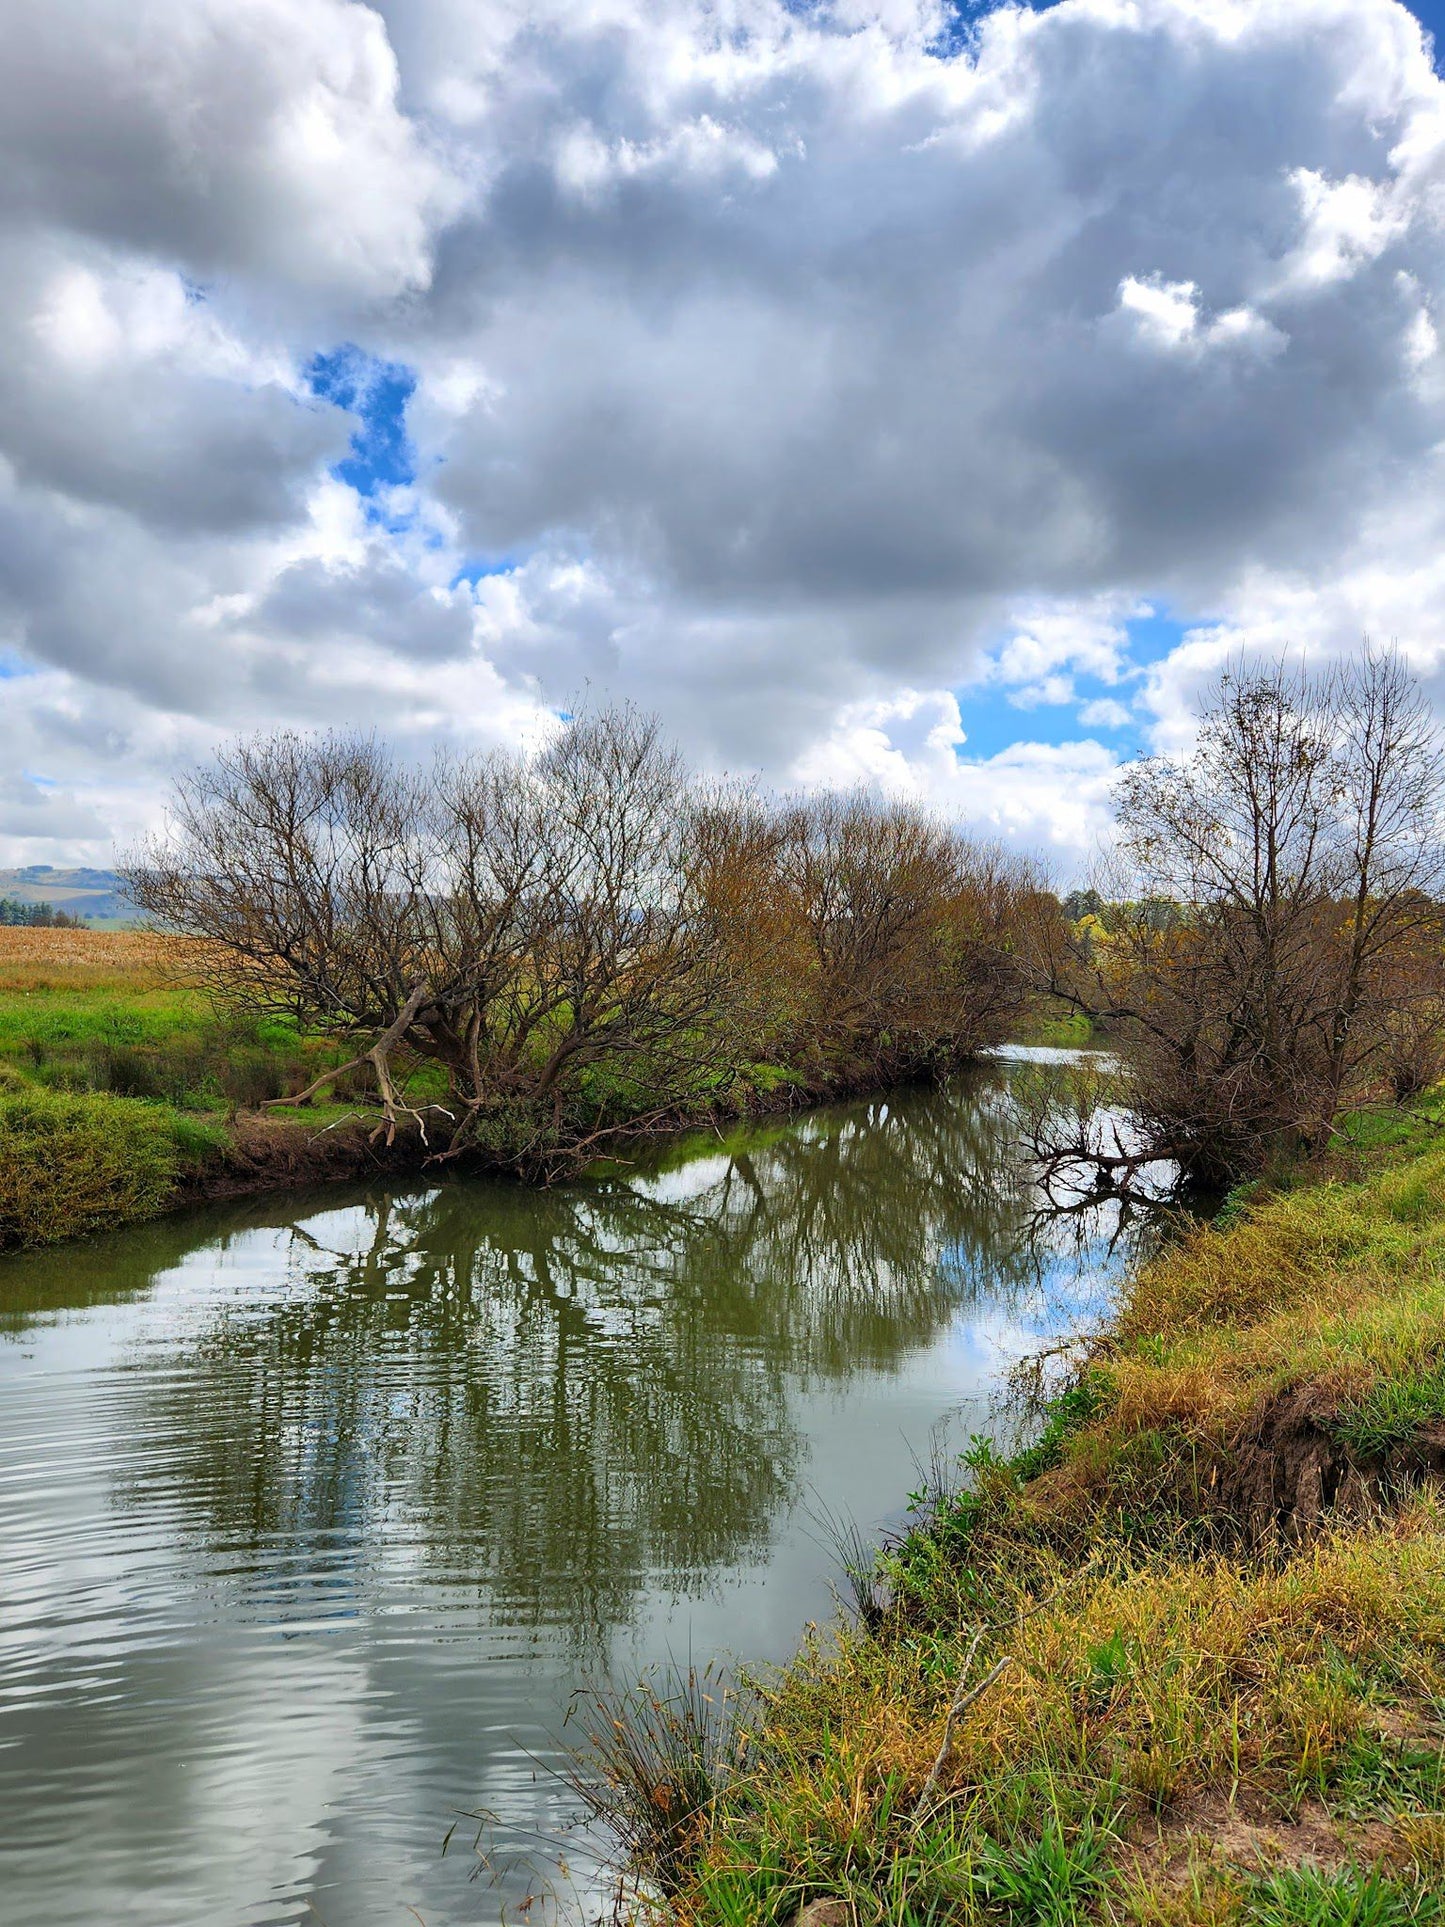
1411, 1, 1445, 59
307, 346, 417, 511
450, 552, 528, 590
953, 604, 1196, 763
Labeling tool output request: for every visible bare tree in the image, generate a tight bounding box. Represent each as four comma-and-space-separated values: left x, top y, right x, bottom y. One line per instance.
126, 711, 746, 1173
771, 794, 1037, 1084
127, 712, 1045, 1175
1041, 649, 1445, 1186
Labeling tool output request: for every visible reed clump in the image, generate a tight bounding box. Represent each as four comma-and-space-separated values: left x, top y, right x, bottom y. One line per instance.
0, 1087, 225, 1248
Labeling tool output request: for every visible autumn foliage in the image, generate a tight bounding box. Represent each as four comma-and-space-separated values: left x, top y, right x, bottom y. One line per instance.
124, 708, 1041, 1175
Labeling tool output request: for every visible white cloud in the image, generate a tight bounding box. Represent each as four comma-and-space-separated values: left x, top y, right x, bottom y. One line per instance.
1116, 274, 1287, 357
1077, 697, 1133, 728
3, 0, 1445, 864
791, 688, 1118, 870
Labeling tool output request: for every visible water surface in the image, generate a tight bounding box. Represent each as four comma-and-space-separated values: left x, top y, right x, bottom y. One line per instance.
0, 1063, 1130, 1925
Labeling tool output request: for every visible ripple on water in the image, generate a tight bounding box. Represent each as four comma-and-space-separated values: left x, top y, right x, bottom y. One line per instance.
0, 1071, 1137, 1925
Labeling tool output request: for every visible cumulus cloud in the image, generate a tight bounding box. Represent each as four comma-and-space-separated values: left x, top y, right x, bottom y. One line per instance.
3, 0, 1445, 871
792, 688, 1120, 868
0, 0, 446, 299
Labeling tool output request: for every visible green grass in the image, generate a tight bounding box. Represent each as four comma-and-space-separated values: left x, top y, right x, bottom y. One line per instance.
1330, 1371, 1445, 1457
0, 1088, 226, 1249
0, 986, 355, 1112
1244, 1866, 1445, 1926
580, 1102, 1445, 1926
0, 932, 396, 1248
0, 954, 382, 1117
973, 1814, 1115, 1925
1010, 1005, 1098, 1050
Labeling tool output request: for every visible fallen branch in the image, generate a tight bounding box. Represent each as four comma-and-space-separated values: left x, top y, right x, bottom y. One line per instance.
911, 1640, 1013, 1822
266, 981, 433, 1134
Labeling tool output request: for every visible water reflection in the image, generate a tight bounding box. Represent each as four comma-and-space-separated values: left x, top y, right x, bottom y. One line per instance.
0, 1062, 1134, 1927
111, 1080, 1058, 1640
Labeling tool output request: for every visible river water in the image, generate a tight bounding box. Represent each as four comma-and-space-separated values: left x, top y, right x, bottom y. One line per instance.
0, 1053, 1134, 1926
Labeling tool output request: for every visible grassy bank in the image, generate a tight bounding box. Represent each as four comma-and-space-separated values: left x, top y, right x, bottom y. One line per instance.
0, 928, 394, 1249
0, 926, 1046, 1252
599, 1117, 1445, 1924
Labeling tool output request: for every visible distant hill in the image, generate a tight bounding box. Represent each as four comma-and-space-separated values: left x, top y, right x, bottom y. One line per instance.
0, 866, 132, 924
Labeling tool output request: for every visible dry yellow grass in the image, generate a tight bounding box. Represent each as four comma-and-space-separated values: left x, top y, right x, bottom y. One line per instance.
646, 1134, 1445, 1924
760, 1504, 1445, 1811
683, 1511, 1445, 1923
1097, 1150, 1445, 1454
0, 926, 205, 992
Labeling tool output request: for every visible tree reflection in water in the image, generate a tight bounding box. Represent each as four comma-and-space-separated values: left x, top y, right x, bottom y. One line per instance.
82, 1069, 1124, 1644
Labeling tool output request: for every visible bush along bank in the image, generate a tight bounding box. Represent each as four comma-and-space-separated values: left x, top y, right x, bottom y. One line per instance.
0, 712, 1051, 1251
581, 1120, 1445, 1925
0, 1085, 442, 1252
122, 711, 1049, 1183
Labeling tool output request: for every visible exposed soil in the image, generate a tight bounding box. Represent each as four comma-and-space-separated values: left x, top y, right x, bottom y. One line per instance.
1222, 1382, 1445, 1543
174, 1112, 434, 1208
1124, 1788, 1398, 1892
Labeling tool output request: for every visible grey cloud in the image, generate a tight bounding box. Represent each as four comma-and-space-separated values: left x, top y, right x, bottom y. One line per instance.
0, 292, 347, 536
423, 0, 1445, 656
3, 0, 1445, 864
256, 555, 476, 660
0, 0, 443, 298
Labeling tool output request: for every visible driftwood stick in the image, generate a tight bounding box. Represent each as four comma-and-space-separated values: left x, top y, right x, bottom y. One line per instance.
912, 1646, 1013, 1821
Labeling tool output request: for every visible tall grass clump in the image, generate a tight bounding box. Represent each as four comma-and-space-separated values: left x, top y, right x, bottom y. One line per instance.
0, 1089, 224, 1249
665, 1516, 1445, 1925
562, 1664, 756, 1900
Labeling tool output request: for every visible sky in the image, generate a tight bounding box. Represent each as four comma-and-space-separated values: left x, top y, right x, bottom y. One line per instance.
5, 0, 1445, 882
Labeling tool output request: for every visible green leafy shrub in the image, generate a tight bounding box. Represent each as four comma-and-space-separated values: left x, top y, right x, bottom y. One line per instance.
974, 1815, 1113, 1926
0, 1089, 225, 1249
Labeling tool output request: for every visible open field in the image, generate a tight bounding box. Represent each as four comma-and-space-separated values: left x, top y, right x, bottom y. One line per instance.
0, 926, 184, 988
0, 927, 350, 1105
608, 1116, 1445, 1925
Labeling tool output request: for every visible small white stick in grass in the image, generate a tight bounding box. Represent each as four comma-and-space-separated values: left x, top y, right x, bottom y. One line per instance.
912, 1639, 1013, 1822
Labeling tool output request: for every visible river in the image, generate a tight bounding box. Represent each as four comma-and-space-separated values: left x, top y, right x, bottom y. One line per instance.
0, 1051, 1139, 1925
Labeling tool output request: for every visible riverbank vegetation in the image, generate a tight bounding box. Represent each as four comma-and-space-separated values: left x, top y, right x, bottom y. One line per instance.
1036, 653, 1445, 1195
0, 927, 371, 1247
547, 654, 1445, 1922
8, 646, 1445, 1251
121, 707, 1044, 1179
0, 712, 1046, 1246
579, 1118, 1445, 1924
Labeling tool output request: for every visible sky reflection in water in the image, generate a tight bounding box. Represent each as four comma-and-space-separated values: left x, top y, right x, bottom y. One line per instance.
0, 1057, 1141, 1926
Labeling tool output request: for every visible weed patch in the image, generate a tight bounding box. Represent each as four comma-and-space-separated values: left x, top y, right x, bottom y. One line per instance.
1243, 1864, 1444, 1926
0, 1089, 225, 1248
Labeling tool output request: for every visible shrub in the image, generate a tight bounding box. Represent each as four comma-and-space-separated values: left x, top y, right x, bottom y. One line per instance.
0, 1089, 224, 1249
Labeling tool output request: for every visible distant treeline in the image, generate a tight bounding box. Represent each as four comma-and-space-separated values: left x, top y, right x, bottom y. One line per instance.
0, 897, 85, 928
